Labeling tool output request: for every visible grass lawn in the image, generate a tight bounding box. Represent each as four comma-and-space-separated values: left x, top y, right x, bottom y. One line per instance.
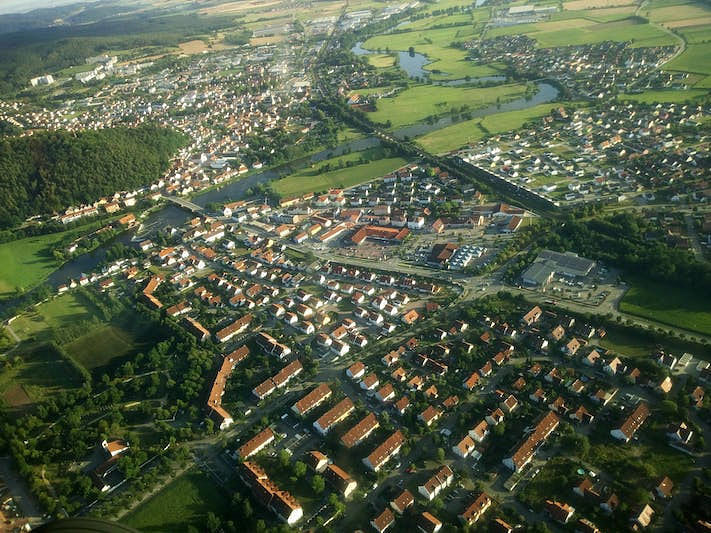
122, 470, 229, 532
0, 221, 109, 297
415, 102, 566, 153
618, 89, 710, 103
273, 150, 407, 198
619, 278, 711, 336
369, 83, 530, 128
598, 324, 711, 359
9, 292, 99, 342
665, 43, 711, 75
0, 344, 85, 410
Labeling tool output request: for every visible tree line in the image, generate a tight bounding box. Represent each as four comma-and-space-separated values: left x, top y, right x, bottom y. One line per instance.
0, 124, 187, 229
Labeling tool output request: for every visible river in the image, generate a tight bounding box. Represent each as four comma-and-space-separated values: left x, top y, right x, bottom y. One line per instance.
39, 49, 559, 291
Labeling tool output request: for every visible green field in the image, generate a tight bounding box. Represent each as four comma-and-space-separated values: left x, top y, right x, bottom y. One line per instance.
599, 324, 711, 359
619, 89, 710, 103
665, 44, 711, 75
415, 103, 566, 153
67, 322, 152, 372
362, 26, 502, 79
0, 221, 111, 297
9, 292, 98, 341
366, 53, 396, 68
0, 343, 85, 410
486, 17, 678, 48
273, 150, 407, 198
678, 24, 711, 44
619, 279, 711, 336
368, 83, 531, 128
122, 470, 229, 532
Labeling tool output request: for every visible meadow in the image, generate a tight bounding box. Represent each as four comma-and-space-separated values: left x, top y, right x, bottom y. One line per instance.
122, 471, 230, 532
619, 278, 711, 336
362, 26, 502, 79
368, 83, 531, 128
272, 149, 407, 197
9, 292, 98, 342
415, 103, 565, 153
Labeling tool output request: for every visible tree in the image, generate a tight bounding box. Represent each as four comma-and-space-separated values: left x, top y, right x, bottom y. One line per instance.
206, 512, 222, 532
312, 475, 325, 494
436, 447, 445, 461
278, 449, 291, 469
293, 461, 307, 478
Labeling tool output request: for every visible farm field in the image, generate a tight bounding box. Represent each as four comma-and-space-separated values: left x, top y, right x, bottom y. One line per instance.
619, 88, 710, 103
0, 343, 85, 410
486, 17, 678, 48
122, 471, 230, 533
368, 83, 531, 128
664, 44, 711, 75
415, 102, 567, 153
272, 149, 407, 198
619, 278, 711, 336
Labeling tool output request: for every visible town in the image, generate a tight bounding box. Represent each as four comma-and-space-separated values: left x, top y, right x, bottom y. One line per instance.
0, 0, 709, 531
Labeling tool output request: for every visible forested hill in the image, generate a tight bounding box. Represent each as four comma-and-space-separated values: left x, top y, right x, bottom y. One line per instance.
0, 125, 188, 228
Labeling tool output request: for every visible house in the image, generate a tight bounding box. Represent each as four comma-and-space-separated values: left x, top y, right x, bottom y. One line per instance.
503, 412, 559, 472
545, 500, 575, 524
563, 338, 581, 356
324, 463, 358, 498
371, 508, 395, 533
666, 421, 693, 444
390, 490, 414, 514
418, 465, 454, 501
463, 372, 481, 391
394, 396, 410, 416
469, 420, 489, 443
101, 439, 129, 457
292, 384, 331, 417
631, 504, 655, 529
655, 476, 673, 499
341, 413, 379, 448
486, 408, 505, 426
500, 394, 519, 414
570, 405, 595, 424
363, 430, 404, 471
658, 376, 673, 394
459, 492, 492, 526
305, 451, 329, 473
215, 314, 253, 343
417, 511, 442, 533
601, 493, 619, 513
313, 398, 355, 435
376, 383, 396, 403
492, 518, 514, 533
361, 373, 380, 391
347, 361, 366, 380
521, 306, 543, 326
238, 427, 275, 459
611, 402, 649, 442
452, 435, 477, 459
418, 405, 443, 427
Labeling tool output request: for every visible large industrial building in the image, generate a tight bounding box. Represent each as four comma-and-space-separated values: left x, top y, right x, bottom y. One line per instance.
521, 250, 596, 287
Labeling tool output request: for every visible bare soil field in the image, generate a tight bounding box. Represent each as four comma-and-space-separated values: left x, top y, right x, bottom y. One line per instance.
564, 0, 636, 9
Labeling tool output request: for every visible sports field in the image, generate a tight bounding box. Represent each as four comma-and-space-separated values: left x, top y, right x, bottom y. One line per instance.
272, 150, 407, 198
9, 292, 98, 342
122, 471, 230, 532
367, 54, 396, 68
369, 83, 531, 128
415, 103, 565, 153
619, 279, 711, 336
